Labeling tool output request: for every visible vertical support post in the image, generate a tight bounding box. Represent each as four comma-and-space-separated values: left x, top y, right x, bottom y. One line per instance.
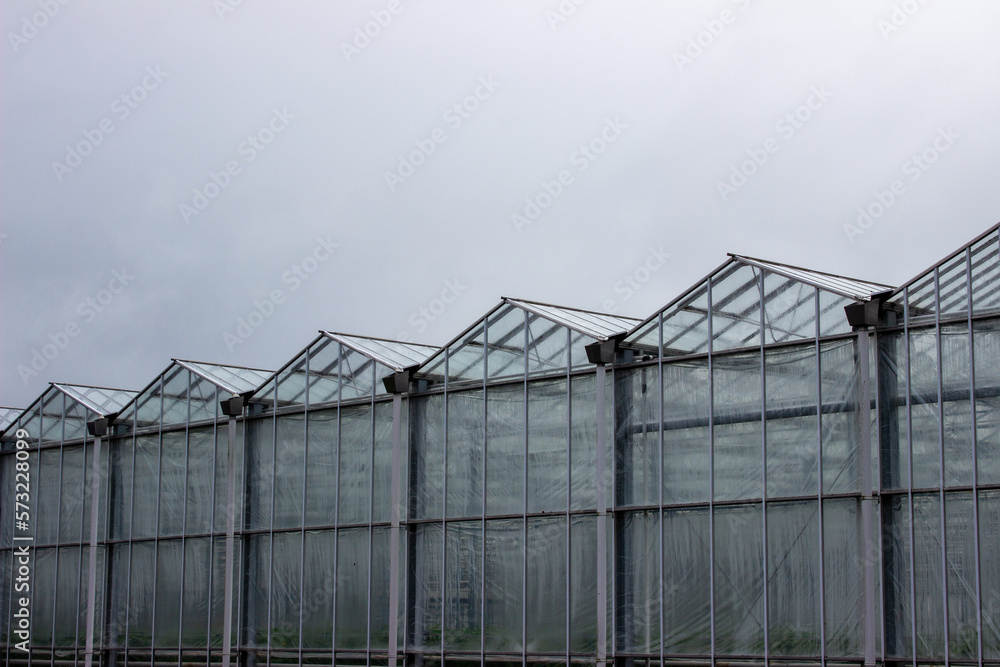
596, 363, 608, 667
857, 329, 877, 667
221, 396, 242, 667
84, 418, 107, 667
389, 392, 403, 667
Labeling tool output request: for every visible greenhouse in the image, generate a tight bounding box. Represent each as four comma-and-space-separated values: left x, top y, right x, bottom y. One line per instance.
3, 223, 1000, 667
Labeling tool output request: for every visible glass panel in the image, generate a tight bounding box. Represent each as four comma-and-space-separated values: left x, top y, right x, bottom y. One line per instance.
822, 499, 863, 657
765, 345, 818, 498
305, 408, 338, 528
487, 305, 526, 381
132, 434, 159, 540
182, 537, 211, 648
762, 272, 817, 345
129, 541, 156, 648
308, 338, 341, 405
711, 263, 762, 352
617, 509, 660, 654
106, 544, 129, 648
244, 534, 271, 648
32, 547, 56, 646
970, 231, 1000, 314
58, 445, 85, 543
0, 455, 12, 548
36, 448, 61, 545
185, 427, 214, 535
447, 389, 484, 519
526, 315, 569, 377
906, 273, 937, 323
936, 325, 973, 489
818, 288, 852, 337
938, 252, 970, 316
336, 527, 369, 649
484, 381, 524, 516
372, 400, 395, 524
370, 526, 392, 649
767, 500, 820, 656
879, 332, 909, 491
188, 374, 217, 423
40, 389, 63, 444
881, 494, 913, 658
210, 537, 227, 648
662, 507, 710, 655
159, 430, 186, 537
411, 394, 444, 521
161, 366, 190, 426
448, 323, 487, 384
302, 530, 336, 649
0, 550, 10, 645
339, 404, 372, 526
213, 421, 244, 534
444, 520, 483, 650
62, 396, 88, 444
53, 546, 81, 647
527, 516, 567, 652
569, 515, 597, 652
662, 358, 710, 505
528, 379, 568, 514
246, 417, 275, 531
273, 413, 306, 530
909, 329, 941, 489
270, 531, 303, 650
615, 366, 659, 507
484, 518, 521, 652
713, 352, 763, 502
980, 490, 1000, 659
714, 503, 764, 655
822, 339, 861, 495
662, 286, 711, 357
975, 320, 1000, 485
912, 493, 945, 659
570, 374, 598, 511
627, 317, 660, 356
155, 539, 183, 647
411, 522, 444, 651
340, 347, 377, 401
277, 351, 309, 408
945, 492, 978, 659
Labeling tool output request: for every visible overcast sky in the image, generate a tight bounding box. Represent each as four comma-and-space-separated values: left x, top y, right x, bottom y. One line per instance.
2, 0, 999, 409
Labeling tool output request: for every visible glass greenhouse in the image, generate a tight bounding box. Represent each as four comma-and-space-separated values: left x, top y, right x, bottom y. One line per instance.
3, 224, 1000, 667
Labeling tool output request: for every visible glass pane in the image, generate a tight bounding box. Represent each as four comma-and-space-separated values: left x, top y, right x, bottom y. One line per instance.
159, 430, 186, 537
484, 518, 522, 652
277, 351, 309, 408
765, 345, 818, 499
823, 499, 863, 658
938, 252, 970, 316
213, 421, 244, 534
945, 492, 978, 659
528, 379, 568, 514
273, 413, 306, 530
713, 352, 763, 502
881, 494, 913, 658
487, 305, 526, 381
305, 409, 338, 528
762, 272, 817, 345
62, 396, 88, 444
336, 527, 369, 649
569, 515, 597, 652
244, 534, 271, 648
712, 263, 762, 352
411, 523, 444, 651
370, 526, 392, 649
372, 400, 395, 524
879, 332, 909, 491
975, 320, 1000, 484
970, 230, 1000, 314
182, 537, 212, 648
447, 323, 486, 384
246, 417, 274, 531
767, 500, 820, 656
340, 347, 376, 401
662, 286, 710, 357
60, 445, 85, 544
714, 503, 764, 655
822, 339, 861, 495
36, 448, 61, 545
818, 288, 852, 338
447, 389, 484, 519
132, 435, 159, 540
527, 516, 567, 652
270, 531, 303, 650
54, 546, 81, 647
906, 273, 937, 323
662, 507, 710, 655
615, 366, 659, 507
617, 509, 660, 653
302, 530, 336, 649
913, 493, 945, 659
909, 329, 940, 489
339, 404, 372, 526
980, 490, 1000, 659
486, 381, 526, 517
526, 314, 569, 377
570, 374, 598, 511
308, 337, 341, 405
161, 366, 189, 426
129, 541, 156, 648
662, 358, 710, 504
40, 389, 63, 444
155, 539, 183, 647
938, 325, 973, 489
186, 427, 214, 535
411, 394, 444, 521
188, 374, 217, 423
445, 521, 482, 650
32, 547, 56, 646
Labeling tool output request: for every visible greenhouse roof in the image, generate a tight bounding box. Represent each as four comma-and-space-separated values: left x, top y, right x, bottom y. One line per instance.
173, 359, 272, 395
729, 254, 893, 301
0, 407, 23, 431
503, 297, 640, 341
50, 383, 137, 417
323, 332, 438, 372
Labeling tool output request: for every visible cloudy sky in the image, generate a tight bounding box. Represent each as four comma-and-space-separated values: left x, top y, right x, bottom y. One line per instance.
2, 0, 999, 408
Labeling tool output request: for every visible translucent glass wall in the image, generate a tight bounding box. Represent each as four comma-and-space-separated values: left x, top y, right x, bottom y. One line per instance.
616, 260, 879, 663
104, 364, 245, 665
0, 384, 132, 666
878, 227, 1000, 664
